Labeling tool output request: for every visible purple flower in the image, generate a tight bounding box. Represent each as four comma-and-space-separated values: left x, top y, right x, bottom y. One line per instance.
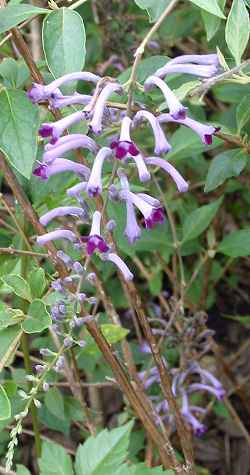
167, 53, 219, 66
39, 111, 87, 144
139, 341, 152, 354
39, 206, 85, 226
124, 199, 142, 244
36, 229, 77, 246
181, 393, 207, 437
144, 76, 187, 120
111, 117, 140, 159
89, 82, 123, 134
27, 72, 100, 103
33, 158, 90, 180
158, 113, 219, 145
67, 181, 87, 197
155, 64, 218, 80
81, 211, 109, 256
188, 383, 225, 401
102, 252, 134, 281
138, 366, 160, 389
43, 134, 98, 163
50, 93, 92, 109
87, 147, 113, 197
133, 110, 171, 155
120, 189, 164, 229
144, 157, 188, 192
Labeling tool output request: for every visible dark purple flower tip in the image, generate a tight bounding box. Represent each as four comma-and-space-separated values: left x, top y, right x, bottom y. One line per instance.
144, 208, 165, 229
50, 137, 58, 145
194, 425, 207, 437
82, 235, 109, 256
171, 107, 188, 120
87, 186, 101, 198
39, 125, 53, 138
204, 134, 213, 145
111, 140, 140, 160
33, 164, 48, 180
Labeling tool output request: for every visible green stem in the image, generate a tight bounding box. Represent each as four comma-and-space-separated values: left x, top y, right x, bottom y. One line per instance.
21, 333, 42, 458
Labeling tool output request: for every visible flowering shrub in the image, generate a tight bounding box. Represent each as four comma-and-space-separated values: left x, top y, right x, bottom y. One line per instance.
0, 0, 249, 474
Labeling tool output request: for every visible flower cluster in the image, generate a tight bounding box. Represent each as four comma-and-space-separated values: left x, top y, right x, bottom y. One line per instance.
28, 53, 220, 280
139, 349, 225, 436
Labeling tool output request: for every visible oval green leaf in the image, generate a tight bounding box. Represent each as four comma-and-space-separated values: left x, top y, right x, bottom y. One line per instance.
22, 299, 51, 334
204, 149, 247, 192
182, 198, 223, 243
42, 8, 86, 93
0, 4, 49, 34
225, 0, 250, 64
3, 274, 32, 302
188, 0, 226, 18
0, 385, 11, 421
0, 89, 39, 179
218, 229, 250, 257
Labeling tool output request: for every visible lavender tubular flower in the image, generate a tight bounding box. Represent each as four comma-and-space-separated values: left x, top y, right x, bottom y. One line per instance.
181, 392, 207, 436
36, 229, 77, 246
120, 189, 164, 229
155, 63, 218, 79
33, 158, 90, 180
89, 82, 123, 134
103, 252, 134, 281
167, 53, 219, 66
50, 93, 92, 109
133, 110, 171, 155
27, 72, 100, 103
39, 111, 87, 144
124, 199, 141, 244
39, 206, 85, 226
144, 76, 187, 120
132, 153, 151, 182
158, 113, 219, 145
67, 181, 87, 197
111, 116, 140, 159
188, 383, 225, 400
43, 134, 98, 163
144, 157, 188, 192
87, 147, 113, 197
82, 211, 109, 255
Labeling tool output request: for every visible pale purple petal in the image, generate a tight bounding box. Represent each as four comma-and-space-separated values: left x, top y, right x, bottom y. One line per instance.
167, 53, 219, 66
39, 111, 86, 143
89, 83, 123, 134
124, 200, 141, 244
89, 211, 102, 237
144, 76, 187, 120
37, 229, 77, 245
50, 93, 92, 109
131, 153, 151, 182
43, 134, 98, 163
133, 110, 171, 154
145, 157, 189, 192
67, 182, 87, 197
87, 147, 113, 197
103, 252, 134, 281
155, 64, 218, 79
158, 113, 218, 145
33, 158, 90, 180
188, 383, 225, 400
39, 206, 85, 226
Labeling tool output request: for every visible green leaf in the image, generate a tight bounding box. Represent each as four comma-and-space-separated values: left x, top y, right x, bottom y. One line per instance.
188, 0, 225, 18
225, 0, 250, 64
0, 88, 39, 179
204, 149, 247, 192
45, 387, 65, 421
100, 324, 129, 344
236, 94, 250, 132
16, 465, 32, 475
75, 421, 133, 475
0, 384, 11, 420
42, 8, 86, 93
0, 308, 24, 329
39, 440, 74, 475
213, 401, 230, 419
134, 0, 172, 22
182, 198, 223, 243
21, 299, 51, 334
0, 4, 49, 34
0, 325, 22, 372
224, 314, 250, 325
119, 56, 168, 84
201, 0, 226, 40
3, 274, 32, 302
218, 229, 250, 257
0, 58, 29, 89
29, 268, 46, 299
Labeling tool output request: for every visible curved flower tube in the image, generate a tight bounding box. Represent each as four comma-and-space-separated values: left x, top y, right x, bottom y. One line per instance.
89, 82, 123, 134
39, 206, 85, 226
43, 134, 98, 163
33, 158, 90, 180
103, 252, 134, 281
36, 229, 77, 245
155, 63, 218, 80
144, 75, 187, 120
133, 110, 171, 155
39, 111, 87, 144
27, 72, 100, 103
144, 157, 189, 192
158, 113, 219, 145
81, 211, 109, 255
87, 147, 113, 197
